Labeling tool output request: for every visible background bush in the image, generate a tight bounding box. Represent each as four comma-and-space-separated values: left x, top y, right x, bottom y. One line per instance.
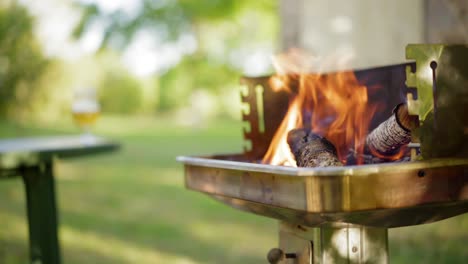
99, 71, 143, 114
0, 3, 48, 119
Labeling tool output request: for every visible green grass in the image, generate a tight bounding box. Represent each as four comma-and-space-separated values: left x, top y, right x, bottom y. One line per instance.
0, 116, 467, 263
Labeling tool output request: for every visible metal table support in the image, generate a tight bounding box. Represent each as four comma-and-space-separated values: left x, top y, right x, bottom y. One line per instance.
23, 162, 60, 264
0, 135, 119, 264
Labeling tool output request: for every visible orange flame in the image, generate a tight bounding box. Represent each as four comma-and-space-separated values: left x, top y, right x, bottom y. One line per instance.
369, 145, 408, 161
263, 50, 378, 166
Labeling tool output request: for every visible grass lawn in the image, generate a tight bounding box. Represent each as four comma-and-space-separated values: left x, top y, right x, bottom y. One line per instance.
0, 116, 467, 263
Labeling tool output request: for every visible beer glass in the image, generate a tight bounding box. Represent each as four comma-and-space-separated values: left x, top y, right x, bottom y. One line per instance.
72, 88, 100, 142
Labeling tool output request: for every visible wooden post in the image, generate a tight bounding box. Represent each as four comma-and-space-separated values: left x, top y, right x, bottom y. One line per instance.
279, 0, 304, 51
425, 0, 468, 43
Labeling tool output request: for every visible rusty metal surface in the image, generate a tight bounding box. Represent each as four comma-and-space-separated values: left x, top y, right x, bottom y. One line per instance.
240, 76, 290, 160
178, 155, 468, 228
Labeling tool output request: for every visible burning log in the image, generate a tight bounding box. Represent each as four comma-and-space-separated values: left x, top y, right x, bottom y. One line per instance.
287, 128, 343, 167
365, 103, 418, 157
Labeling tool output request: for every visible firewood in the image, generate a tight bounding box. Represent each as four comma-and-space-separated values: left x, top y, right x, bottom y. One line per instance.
287, 128, 343, 167
365, 103, 418, 156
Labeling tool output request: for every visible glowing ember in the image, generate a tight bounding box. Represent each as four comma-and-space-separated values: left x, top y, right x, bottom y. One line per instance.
263, 50, 378, 166
369, 144, 408, 161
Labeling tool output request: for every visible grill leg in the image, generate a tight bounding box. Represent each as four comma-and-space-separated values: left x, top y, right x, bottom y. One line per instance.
22, 161, 61, 264
278, 222, 388, 264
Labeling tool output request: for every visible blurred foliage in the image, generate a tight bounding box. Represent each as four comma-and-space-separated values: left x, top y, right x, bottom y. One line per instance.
99, 71, 143, 114
0, 1, 276, 120
73, 0, 278, 115
73, 0, 276, 49
158, 54, 239, 111
0, 2, 49, 119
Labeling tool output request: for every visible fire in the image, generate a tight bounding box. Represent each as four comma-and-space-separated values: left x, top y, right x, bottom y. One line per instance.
263, 50, 377, 166
369, 145, 408, 161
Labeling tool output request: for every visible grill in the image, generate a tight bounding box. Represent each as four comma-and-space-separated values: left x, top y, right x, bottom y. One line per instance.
178, 44, 468, 263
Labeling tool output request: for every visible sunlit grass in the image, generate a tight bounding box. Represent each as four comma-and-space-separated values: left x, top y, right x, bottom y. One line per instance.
0, 116, 467, 263
0, 116, 276, 263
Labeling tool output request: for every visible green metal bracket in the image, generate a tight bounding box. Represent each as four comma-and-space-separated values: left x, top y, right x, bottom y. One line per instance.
406, 44, 468, 158
405, 44, 444, 122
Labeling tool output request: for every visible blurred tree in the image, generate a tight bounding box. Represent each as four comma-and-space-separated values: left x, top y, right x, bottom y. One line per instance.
0, 2, 49, 119
73, 0, 278, 115
99, 70, 143, 114
158, 54, 238, 111
73, 1, 275, 49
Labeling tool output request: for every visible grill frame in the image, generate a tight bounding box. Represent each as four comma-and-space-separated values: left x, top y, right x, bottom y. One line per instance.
178, 44, 468, 264
179, 45, 468, 228
179, 155, 468, 228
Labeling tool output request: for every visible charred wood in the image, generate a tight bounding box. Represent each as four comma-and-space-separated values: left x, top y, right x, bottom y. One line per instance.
287, 128, 343, 167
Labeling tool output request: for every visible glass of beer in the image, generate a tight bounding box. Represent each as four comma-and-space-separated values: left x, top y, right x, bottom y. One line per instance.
72, 88, 100, 142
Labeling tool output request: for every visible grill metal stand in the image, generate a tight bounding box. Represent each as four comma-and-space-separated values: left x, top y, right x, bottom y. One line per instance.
278, 223, 388, 264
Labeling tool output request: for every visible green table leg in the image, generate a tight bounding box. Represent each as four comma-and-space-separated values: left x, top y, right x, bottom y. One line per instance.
22, 161, 61, 264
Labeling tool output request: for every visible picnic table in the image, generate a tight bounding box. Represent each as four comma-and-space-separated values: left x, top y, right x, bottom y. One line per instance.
0, 135, 119, 264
